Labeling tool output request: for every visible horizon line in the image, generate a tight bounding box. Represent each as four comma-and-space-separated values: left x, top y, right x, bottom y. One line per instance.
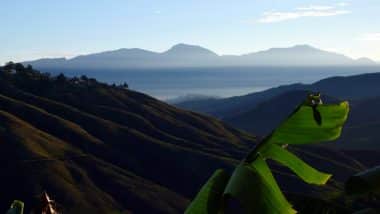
10, 43, 378, 65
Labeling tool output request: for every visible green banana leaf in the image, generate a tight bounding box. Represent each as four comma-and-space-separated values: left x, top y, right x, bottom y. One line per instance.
6, 200, 24, 214
236, 101, 348, 212
260, 144, 331, 185
345, 165, 380, 195
185, 169, 230, 214
266, 101, 349, 145
186, 96, 350, 214
224, 160, 296, 214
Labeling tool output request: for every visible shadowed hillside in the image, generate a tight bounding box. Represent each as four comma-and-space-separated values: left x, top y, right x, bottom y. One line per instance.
222, 89, 380, 150
0, 64, 256, 213
0, 63, 378, 213
224, 91, 340, 136
176, 72, 380, 118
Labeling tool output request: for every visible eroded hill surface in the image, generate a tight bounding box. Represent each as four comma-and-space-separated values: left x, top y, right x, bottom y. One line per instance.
0, 65, 256, 213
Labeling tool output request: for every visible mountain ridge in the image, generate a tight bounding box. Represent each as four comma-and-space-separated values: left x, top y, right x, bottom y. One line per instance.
176, 72, 380, 150
176, 72, 380, 118
22, 44, 377, 69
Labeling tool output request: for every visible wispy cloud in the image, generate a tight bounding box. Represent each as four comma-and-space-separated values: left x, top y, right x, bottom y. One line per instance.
337, 2, 350, 7
258, 3, 350, 23
358, 33, 380, 41
296, 5, 334, 11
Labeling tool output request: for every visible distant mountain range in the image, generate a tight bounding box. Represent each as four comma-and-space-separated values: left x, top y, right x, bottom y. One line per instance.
176, 72, 380, 150
224, 89, 380, 150
23, 44, 377, 69
176, 72, 380, 117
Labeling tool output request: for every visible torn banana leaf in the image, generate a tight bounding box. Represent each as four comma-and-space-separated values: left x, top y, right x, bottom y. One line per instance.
267, 101, 349, 145
186, 96, 350, 214
260, 144, 331, 185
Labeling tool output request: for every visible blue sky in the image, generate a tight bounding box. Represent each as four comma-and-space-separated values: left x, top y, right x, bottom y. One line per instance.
1, 0, 379, 64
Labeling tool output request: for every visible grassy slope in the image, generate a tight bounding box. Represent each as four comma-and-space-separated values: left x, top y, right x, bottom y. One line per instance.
0, 67, 376, 213
0, 69, 256, 213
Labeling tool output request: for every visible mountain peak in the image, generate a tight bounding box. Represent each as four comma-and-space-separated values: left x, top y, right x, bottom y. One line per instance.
114, 47, 155, 53
170, 43, 204, 49
164, 43, 218, 56
256, 44, 320, 54
88, 48, 157, 56
291, 44, 317, 50
355, 57, 377, 65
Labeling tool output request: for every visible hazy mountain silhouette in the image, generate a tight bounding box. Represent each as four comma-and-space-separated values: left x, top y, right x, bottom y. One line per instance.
23, 44, 377, 69
355, 57, 376, 65
177, 72, 380, 118
163, 43, 218, 57
234, 45, 374, 66
166, 94, 219, 105
222, 89, 380, 150
176, 72, 380, 150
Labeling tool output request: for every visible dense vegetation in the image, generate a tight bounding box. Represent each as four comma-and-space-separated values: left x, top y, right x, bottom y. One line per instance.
0, 63, 378, 213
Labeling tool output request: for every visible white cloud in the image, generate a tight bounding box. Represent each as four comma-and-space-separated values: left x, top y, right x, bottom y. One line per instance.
337, 2, 349, 7
296, 5, 334, 11
358, 33, 380, 41
258, 4, 351, 23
